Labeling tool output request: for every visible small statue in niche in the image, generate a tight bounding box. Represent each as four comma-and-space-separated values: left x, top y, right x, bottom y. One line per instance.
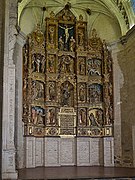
31, 81, 38, 100
94, 91, 100, 103
59, 36, 64, 51
32, 107, 37, 124
60, 56, 72, 74
32, 54, 36, 71
89, 112, 98, 126
49, 82, 55, 101
24, 49, 28, 66
23, 78, 27, 90
23, 78, 28, 100
63, 84, 70, 105
37, 82, 44, 99
109, 105, 113, 123
48, 55, 55, 73
96, 110, 103, 126
79, 109, 86, 125
78, 29, 84, 46
108, 82, 113, 96
64, 56, 72, 73
23, 104, 28, 116
79, 58, 85, 75
41, 56, 46, 73
79, 84, 85, 102
49, 26, 55, 44
62, 83, 70, 106
104, 83, 111, 106
35, 54, 41, 72
69, 36, 75, 52
105, 107, 110, 125
107, 55, 112, 73
37, 110, 45, 125
48, 109, 55, 124
31, 53, 43, 73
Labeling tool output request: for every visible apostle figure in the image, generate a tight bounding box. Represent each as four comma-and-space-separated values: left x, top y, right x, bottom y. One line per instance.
62, 83, 71, 106
70, 36, 75, 52
59, 36, 64, 50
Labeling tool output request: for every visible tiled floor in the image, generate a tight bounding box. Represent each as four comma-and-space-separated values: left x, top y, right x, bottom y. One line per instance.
18, 166, 135, 179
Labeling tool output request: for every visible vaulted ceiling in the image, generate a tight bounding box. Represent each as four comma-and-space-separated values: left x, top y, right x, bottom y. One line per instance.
18, 0, 135, 43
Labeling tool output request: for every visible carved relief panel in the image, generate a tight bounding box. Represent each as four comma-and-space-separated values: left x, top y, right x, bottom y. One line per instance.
58, 55, 74, 74
78, 108, 87, 126
46, 107, 57, 126
60, 81, 74, 107
31, 53, 45, 73
78, 83, 86, 102
87, 59, 102, 76
31, 80, 45, 101
78, 57, 86, 75
88, 108, 103, 127
47, 54, 56, 73
48, 81, 56, 101
88, 84, 103, 104
31, 106, 45, 125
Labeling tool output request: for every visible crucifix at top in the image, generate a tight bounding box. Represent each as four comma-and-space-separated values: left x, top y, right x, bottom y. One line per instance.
59, 24, 73, 43
59, 24, 74, 51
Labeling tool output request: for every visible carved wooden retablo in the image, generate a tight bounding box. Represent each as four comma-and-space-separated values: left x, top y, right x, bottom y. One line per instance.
23, 7, 113, 137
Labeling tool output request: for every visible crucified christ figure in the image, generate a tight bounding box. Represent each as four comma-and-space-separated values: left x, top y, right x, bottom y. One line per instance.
59, 25, 73, 43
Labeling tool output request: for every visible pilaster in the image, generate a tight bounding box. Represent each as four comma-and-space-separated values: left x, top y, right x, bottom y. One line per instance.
2, 0, 18, 179
15, 32, 26, 169
103, 137, 114, 166
111, 42, 123, 167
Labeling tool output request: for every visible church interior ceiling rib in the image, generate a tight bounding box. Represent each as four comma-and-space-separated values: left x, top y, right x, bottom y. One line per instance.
18, 0, 135, 37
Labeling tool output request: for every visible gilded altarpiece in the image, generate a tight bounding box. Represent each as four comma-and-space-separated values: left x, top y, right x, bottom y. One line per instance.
23, 8, 113, 138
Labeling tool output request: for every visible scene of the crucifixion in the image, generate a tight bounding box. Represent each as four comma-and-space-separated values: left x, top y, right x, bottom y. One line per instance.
22, 6, 113, 137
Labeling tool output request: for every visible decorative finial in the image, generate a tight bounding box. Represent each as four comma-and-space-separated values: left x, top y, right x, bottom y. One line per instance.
65, 2, 71, 10
50, 11, 55, 18
91, 28, 97, 38
36, 23, 41, 30
79, 14, 83, 21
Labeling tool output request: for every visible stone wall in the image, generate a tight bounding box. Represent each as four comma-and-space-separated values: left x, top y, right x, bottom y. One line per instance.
120, 27, 135, 167
112, 26, 135, 167
15, 32, 26, 169
111, 41, 123, 167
